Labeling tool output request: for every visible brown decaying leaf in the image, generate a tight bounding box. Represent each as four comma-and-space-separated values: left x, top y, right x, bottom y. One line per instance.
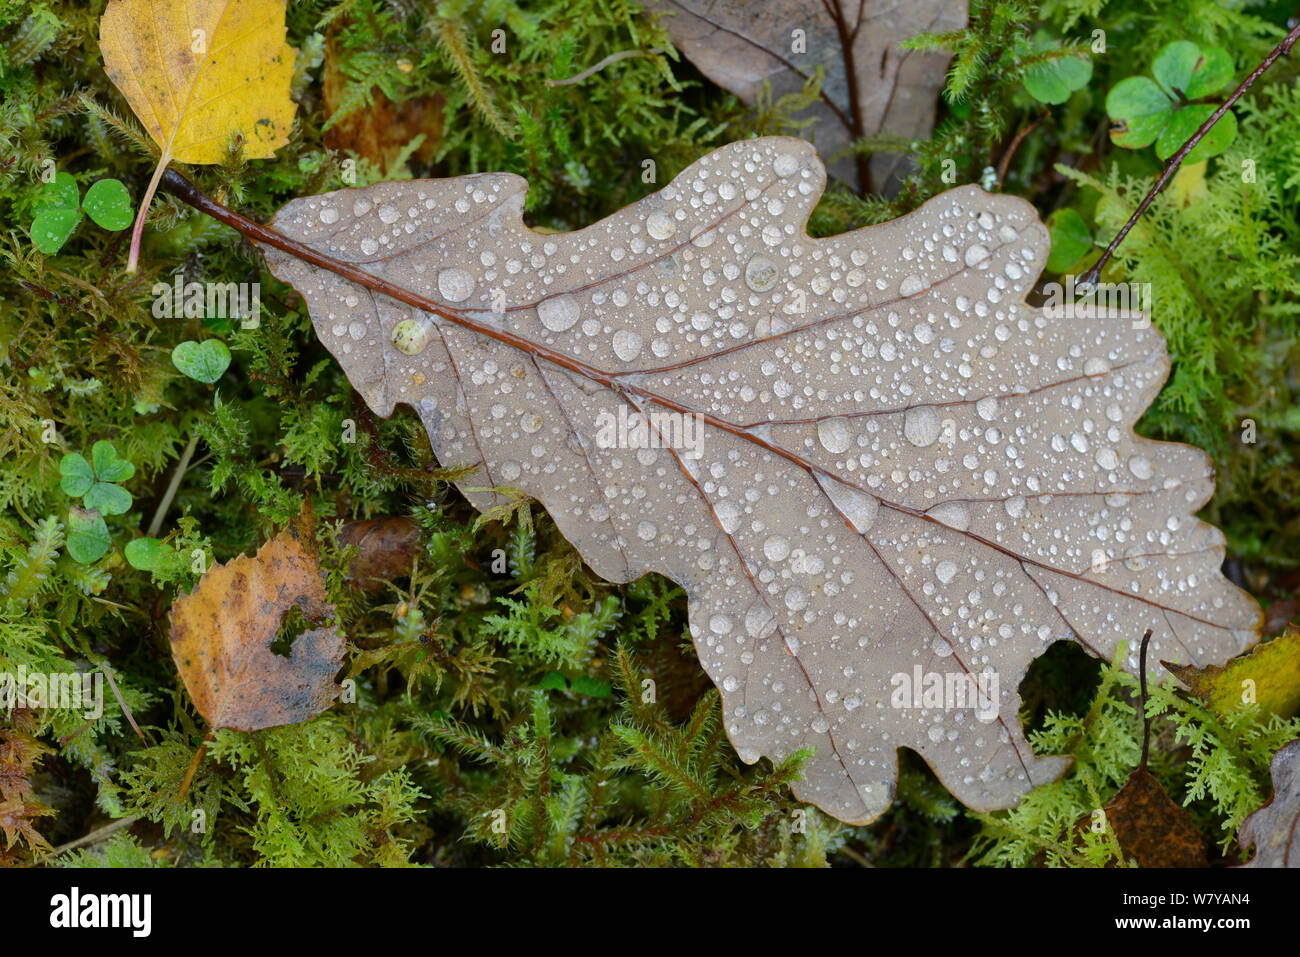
168, 513, 344, 732
338, 515, 422, 593
254, 136, 1259, 824
646, 0, 966, 192
1104, 768, 1207, 867
321, 28, 443, 174
1238, 738, 1300, 868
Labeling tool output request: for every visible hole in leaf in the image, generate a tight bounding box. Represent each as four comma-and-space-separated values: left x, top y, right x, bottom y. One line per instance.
1018, 640, 1103, 736
271, 605, 314, 658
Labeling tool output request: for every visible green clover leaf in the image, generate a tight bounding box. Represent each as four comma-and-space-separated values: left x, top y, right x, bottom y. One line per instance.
1046, 208, 1093, 273
124, 537, 175, 572
34, 172, 79, 214
59, 452, 96, 497
172, 339, 232, 384
67, 506, 111, 564
91, 439, 135, 483
1106, 40, 1237, 164
1022, 33, 1092, 105
29, 174, 133, 253
82, 178, 134, 231
59, 441, 135, 516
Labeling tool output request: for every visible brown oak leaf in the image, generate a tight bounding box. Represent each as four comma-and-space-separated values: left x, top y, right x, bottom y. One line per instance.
338, 514, 422, 593
167, 135, 1260, 824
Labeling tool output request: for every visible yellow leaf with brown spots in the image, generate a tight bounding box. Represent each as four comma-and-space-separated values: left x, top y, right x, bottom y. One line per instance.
98, 0, 298, 269
1166, 628, 1300, 719
99, 0, 297, 164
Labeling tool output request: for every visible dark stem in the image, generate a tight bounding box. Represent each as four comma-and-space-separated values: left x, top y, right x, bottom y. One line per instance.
1137, 627, 1153, 771
996, 114, 1044, 189
825, 0, 873, 194
1081, 20, 1300, 288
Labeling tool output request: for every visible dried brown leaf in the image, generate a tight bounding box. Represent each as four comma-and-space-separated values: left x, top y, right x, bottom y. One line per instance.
1104, 767, 1207, 867
338, 514, 423, 593
255, 136, 1259, 823
168, 513, 344, 731
322, 27, 442, 174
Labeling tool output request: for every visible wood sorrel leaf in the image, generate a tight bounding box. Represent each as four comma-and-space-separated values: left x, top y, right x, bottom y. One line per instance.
66, 506, 111, 565
82, 178, 133, 231
247, 136, 1258, 824
171, 339, 231, 384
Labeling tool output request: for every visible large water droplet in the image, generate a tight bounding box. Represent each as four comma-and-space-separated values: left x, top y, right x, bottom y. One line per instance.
715, 500, 742, 534
744, 254, 779, 292
538, 294, 580, 331
927, 501, 971, 531
646, 211, 676, 240
438, 267, 474, 302
816, 474, 878, 533
391, 318, 431, 355
772, 153, 799, 177
904, 406, 942, 447
817, 417, 852, 454
764, 535, 791, 562
612, 329, 642, 362
745, 603, 776, 639
935, 560, 958, 584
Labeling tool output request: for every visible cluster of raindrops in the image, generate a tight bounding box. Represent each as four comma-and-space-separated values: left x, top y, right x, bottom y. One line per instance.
264, 137, 1261, 826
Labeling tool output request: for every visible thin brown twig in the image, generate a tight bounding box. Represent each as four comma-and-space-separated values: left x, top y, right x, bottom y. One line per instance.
176, 728, 214, 804
996, 114, 1044, 190
1137, 628, 1153, 771
1081, 20, 1300, 288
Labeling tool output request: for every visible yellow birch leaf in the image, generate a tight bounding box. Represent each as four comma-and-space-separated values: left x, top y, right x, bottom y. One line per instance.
99, 0, 297, 164
98, 0, 298, 269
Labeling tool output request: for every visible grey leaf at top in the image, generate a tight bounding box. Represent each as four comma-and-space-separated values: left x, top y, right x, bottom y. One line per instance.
262, 136, 1260, 824
645, 0, 968, 192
